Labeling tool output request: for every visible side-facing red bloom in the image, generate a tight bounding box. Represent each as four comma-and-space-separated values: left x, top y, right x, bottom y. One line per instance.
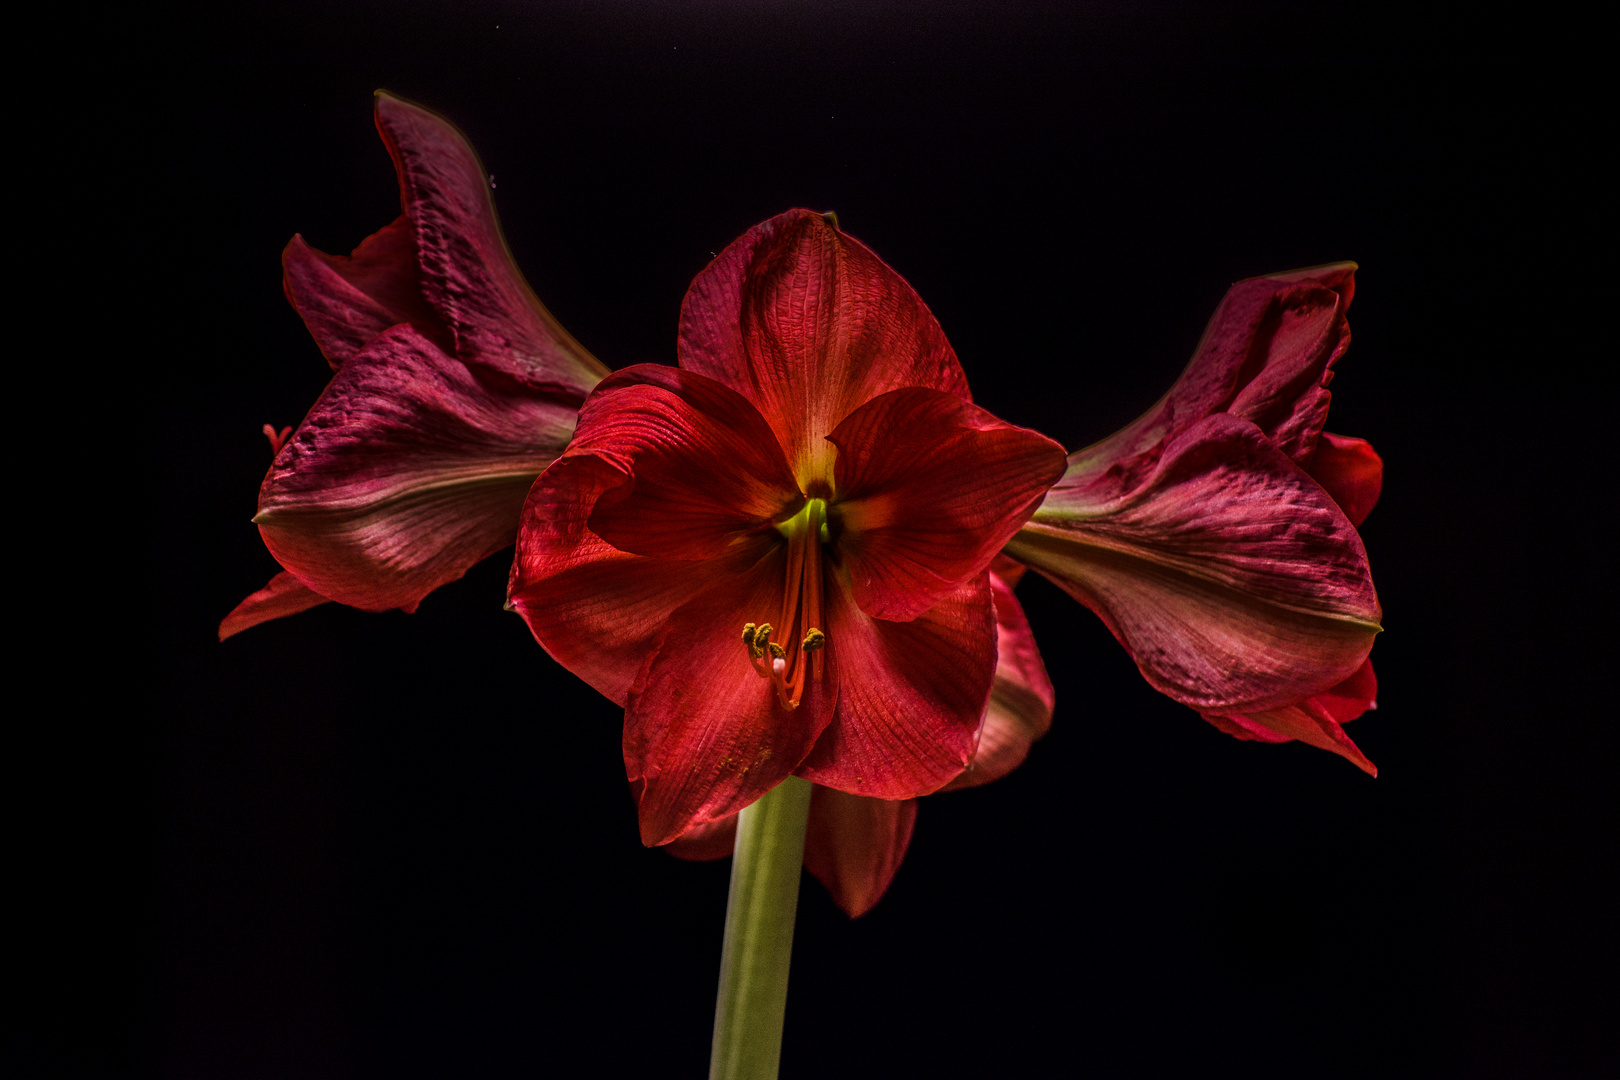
508, 210, 1068, 853
1004, 264, 1385, 772
220, 92, 607, 639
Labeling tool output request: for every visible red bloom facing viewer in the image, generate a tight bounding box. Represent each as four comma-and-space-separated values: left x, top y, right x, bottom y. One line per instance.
220, 92, 608, 640
507, 209, 1069, 860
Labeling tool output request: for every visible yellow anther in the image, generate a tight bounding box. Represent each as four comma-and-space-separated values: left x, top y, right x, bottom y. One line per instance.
741, 623, 757, 646
747, 623, 772, 659
802, 628, 826, 652
767, 641, 787, 659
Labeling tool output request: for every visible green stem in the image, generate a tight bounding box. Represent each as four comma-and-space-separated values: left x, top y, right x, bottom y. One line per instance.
709, 776, 813, 1080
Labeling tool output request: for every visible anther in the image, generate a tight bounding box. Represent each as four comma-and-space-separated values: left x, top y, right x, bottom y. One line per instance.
767, 642, 787, 659
741, 623, 757, 647
802, 628, 825, 652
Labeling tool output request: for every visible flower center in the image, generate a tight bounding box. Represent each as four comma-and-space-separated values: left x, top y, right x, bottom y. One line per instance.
741, 498, 829, 710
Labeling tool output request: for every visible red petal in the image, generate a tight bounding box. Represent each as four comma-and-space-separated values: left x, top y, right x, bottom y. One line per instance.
830, 387, 1066, 620
255, 324, 576, 611
625, 548, 839, 847
1202, 687, 1378, 777
218, 571, 330, 641
677, 209, 970, 485
1308, 432, 1383, 527
664, 785, 920, 921
509, 452, 763, 707
1008, 413, 1381, 713
796, 573, 995, 798
803, 787, 918, 918
373, 92, 608, 395
579, 367, 803, 560
1063, 263, 1356, 501
942, 572, 1054, 791
664, 813, 738, 862
281, 222, 452, 369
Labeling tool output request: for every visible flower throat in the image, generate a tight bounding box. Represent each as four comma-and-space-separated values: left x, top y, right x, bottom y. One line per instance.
742, 498, 829, 710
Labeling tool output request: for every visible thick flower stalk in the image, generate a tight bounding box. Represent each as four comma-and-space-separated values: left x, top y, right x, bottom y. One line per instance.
220, 92, 607, 639
1003, 263, 1386, 772
508, 209, 1068, 850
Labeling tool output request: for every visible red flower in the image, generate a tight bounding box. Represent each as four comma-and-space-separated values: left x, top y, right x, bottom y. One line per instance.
1004, 264, 1386, 773
507, 209, 1068, 850
220, 93, 607, 640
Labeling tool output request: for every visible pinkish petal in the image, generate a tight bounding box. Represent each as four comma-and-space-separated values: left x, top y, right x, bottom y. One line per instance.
803, 787, 918, 918
508, 451, 767, 707
373, 92, 608, 395
1007, 413, 1381, 713
1307, 432, 1383, 528
942, 572, 1055, 791
281, 222, 452, 369
625, 548, 839, 847
218, 571, 331, 641
829, 388, 1067, 621
796, 573, 995, 798
255, 324, 576, 611
1313, 657, 1378, 724
677, 209, 969, 486
579, 368, 803, 560
1062, 263, 1356, 502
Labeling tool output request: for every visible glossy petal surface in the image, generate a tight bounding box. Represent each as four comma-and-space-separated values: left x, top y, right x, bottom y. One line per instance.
678, 209, 969, 485
796, 574, 996, 797
256, 325, 576, 610
830, 388, 1066, 620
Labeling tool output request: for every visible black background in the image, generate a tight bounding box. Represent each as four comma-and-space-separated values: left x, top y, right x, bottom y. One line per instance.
97, 2, 1605, 1076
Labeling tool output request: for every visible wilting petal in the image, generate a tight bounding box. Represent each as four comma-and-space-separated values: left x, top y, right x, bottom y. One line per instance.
624, 549, 839, 846
830, 387, 1066, 620
1307, 432, 1383, 527
803, 787, 918, 918
373, 92, 608, 396
942, 572, 1054, 791
796, 574, 995, 798
218, 571, 331, 641
256, 324, 577, 611
282, 222, 452, 369
1007, 413, 1381, 713
509, 452, 773, 706
677, 208, 970, 486
1062, 263, 1356, 501
580, 368, 803, 560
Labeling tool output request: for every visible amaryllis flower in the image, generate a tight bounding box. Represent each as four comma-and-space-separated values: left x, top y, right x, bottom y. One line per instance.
1003, 263, 1386, 773
664, 558, 1055, 917
220, 92, 607, 639
507, 209, 1068, 850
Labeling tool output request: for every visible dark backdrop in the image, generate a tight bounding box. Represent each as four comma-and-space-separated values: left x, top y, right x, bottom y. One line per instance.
107, 2, 1604, 1077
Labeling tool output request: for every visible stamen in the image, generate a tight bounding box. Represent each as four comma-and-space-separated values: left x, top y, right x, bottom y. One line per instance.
802, 628, 825, 652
